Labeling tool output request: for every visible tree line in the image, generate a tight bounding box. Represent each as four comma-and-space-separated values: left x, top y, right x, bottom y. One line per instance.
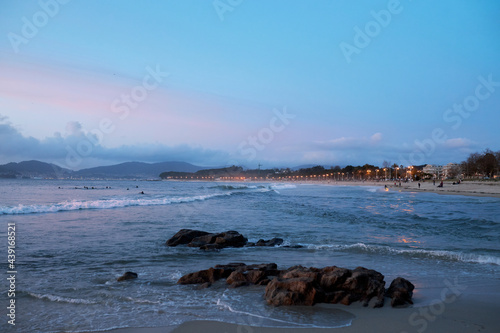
461, 149, 500, 178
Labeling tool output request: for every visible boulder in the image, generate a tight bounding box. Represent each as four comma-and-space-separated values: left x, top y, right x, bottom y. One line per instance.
179, 230, 248, 249
386, 277, 414, 307
177, 267, 225, 285
226, 271, 248, 288
166, 229, 210, 246
256, 238, 284, 247
117, 271, 138, 282
265, 277, 322, 306
178, 263, 412, 309
340, 267, 385, 307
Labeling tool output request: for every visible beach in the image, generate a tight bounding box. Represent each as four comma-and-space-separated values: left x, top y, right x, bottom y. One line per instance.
1, 179, 499, 332
100, 294, 500, 333
281, 179, 500, 198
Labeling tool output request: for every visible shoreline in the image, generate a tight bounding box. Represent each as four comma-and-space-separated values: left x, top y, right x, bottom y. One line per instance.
96, 294, 500, 333
211, 179, 500, 199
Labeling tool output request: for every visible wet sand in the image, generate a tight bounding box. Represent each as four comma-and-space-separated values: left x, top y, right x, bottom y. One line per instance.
100, 294, 500, 333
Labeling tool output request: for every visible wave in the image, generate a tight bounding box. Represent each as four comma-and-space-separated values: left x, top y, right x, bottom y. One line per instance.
27, 292, 97, 304
209, 184, 260, 190
269, 184, 297, 190
0, 193, 230, 215
306, 243, 500, 265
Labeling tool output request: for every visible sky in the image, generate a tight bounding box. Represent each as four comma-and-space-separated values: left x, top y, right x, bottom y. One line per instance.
0, 0, 499, 170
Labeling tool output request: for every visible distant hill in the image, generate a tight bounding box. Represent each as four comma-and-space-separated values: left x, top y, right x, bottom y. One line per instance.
0, 160, 71, 178
74, 161, 207, 179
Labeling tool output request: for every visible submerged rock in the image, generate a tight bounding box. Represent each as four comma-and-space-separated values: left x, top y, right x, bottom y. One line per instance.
117, 272, 138, 282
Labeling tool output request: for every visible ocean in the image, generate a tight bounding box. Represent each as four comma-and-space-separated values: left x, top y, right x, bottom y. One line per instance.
1, 179, 499, 332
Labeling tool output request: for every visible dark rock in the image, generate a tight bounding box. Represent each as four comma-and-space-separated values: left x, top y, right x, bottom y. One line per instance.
386, 277, 414, 307
178, 263, 411, 309
188, 233, 220, 247
246, 242, 256, 247
283, 245, 304, 249
226, 271, 247, 285
117, 271, 138, 282
198, 282, 212, 289
340, 267, 385, 307
280, 265, 319, 280
214, 230, 248, 248
177, 267, 225, 285
199, 244, 223, 251
265, 277, 322, 306
166, 229, 210, 246
246, 270, 268, 284
186, 230, 248, 249
319, 266, 351, 291
214, 263, 247, 274
256, 238, 284, 247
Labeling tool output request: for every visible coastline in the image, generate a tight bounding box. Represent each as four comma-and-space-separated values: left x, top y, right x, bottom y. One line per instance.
78, 180, 499, 333
165, 178, 500, 198
263, 179, 500, 199
98, 294, 500, 333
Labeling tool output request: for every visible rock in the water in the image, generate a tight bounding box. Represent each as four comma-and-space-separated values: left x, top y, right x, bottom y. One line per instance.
178, 263, 412, 310
214, 231, 248, 248
226, 271, 248, 288
265, 277, 321, 306
166, 229, 210, 246
266, 266, 386, 308
117, 272, 138, 282
174, 230, 248, 249
256, 238, 284, 247
177, 267, 225, 285
386, 277, 414, 307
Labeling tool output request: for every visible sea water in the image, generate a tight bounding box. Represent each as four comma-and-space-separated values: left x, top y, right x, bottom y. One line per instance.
0, 179, 499, 332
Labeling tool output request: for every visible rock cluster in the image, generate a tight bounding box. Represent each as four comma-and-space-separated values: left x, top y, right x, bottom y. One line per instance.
166, 229, 290, 250
177, 263, 414, 308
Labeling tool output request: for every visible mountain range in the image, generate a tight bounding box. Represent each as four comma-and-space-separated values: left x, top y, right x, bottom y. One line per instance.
0, 160, 208, 179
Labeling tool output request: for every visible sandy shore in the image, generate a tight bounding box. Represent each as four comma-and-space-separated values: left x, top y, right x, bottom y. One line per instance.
276, 179, 500, 198
100, 294, 500, 333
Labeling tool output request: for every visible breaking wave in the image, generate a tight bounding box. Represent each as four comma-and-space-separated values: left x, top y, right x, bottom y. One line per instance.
306, 243, 500, 265
0, 193, 230, 215
27, 292, 97, 305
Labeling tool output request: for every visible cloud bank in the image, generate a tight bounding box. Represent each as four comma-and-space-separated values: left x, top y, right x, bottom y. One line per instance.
0, 117, 229, 170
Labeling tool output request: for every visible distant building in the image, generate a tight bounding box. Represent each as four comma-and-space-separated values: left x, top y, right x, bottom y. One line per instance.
423, 163, 461, 179
423, 164, 443, 179
443, 163, 461, 179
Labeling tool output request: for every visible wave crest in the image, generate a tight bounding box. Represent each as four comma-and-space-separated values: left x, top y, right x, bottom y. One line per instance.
307, 243, 500, 265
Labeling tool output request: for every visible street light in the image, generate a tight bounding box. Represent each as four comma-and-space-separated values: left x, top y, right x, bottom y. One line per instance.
395, 167, 399, 180
383, 168, 387, 180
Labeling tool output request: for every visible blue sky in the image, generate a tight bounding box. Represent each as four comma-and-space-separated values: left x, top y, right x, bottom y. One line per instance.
0, 0, 499, 170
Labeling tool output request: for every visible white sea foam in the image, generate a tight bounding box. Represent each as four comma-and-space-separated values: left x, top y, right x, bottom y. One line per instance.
0, 193, 230, 215
269, 184, 297, 190
305, 243, 500, 265
28, 292, 97, 304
